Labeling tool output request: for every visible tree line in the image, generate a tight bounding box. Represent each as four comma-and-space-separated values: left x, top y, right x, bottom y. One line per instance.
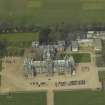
102, 40, 105, 63
0, 22, 105, 33
38, 23, 105, 44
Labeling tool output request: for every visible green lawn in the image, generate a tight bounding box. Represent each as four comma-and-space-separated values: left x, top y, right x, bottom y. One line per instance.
0, 33, 39, 56
61, 53, 91, 63
54, 90, 105, 105
0, 32, 39, 49
0, 92, 46, 105
98, 71, 105, 81
0, 0, 105, 24
0, 33, 39, 42
71, 53, 91, 63
96, 55, 105, 67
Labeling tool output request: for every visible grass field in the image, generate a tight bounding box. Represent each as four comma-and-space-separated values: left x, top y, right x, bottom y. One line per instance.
0, 92, 46, 105
0, 0, 105, 24
0, 33, 39, 56
54, 90, 105, 105
0, 33, 39, 42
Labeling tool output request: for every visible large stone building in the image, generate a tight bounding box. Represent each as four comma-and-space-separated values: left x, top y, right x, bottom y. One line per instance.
24, 47, 76, 77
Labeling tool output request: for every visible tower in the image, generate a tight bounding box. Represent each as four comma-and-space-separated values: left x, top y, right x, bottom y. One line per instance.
43, 48, 54, 76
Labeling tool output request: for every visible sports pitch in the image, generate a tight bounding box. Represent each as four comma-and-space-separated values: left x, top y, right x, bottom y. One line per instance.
0, 0, 105, 24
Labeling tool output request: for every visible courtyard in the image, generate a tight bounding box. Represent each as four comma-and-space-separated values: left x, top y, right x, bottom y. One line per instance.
0, 56, 101, 92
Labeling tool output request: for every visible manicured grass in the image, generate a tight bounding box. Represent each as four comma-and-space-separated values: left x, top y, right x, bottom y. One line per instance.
98, 71, 105, 81
0, 32, 39, 56
54, 90, 105, 105
71, 53, 91, 63
96, 55, 105, 67
0, 33, 39, 42
0, 0, 105, 24
0, 92, 46, 105
0, 32, 39, 48
61, 53, 91, 63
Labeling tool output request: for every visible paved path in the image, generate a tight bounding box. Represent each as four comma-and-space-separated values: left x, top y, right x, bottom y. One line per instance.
98, 67, 105, 71
47, 89, 54, 105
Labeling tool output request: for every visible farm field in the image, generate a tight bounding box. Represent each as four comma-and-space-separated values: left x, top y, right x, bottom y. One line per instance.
54, 90, 105, 105
0, 92, 46, 105
0, 0, 105, 24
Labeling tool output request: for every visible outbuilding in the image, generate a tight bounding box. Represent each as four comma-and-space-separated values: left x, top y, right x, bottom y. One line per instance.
94, 39, 102, 51
71, 41, 79, 52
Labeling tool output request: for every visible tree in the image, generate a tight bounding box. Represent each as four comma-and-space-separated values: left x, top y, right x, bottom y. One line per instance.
0, 40, 7, 57
39, 27, 51, 44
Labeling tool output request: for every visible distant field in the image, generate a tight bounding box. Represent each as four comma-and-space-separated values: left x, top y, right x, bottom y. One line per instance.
0, 92, 46, 105
0, 33, 39, 42
0, 0, 105, 24
54, 90, 105, 105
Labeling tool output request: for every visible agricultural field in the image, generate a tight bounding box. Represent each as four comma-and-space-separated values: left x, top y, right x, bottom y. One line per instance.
54, 90, 105, 105
0, 92, 46, 105
0, 0, 105, 24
